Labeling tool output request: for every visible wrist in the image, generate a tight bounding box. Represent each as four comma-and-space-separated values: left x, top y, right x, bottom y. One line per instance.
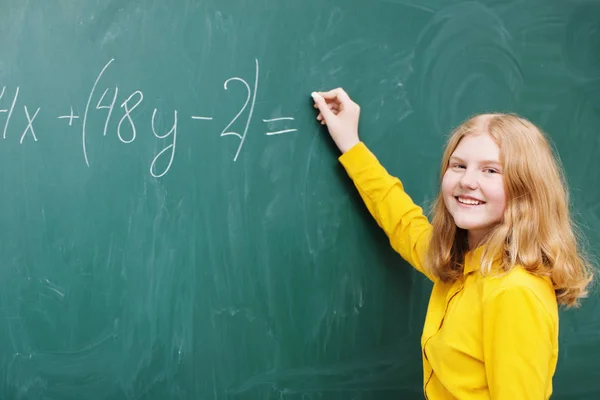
339, 137, 360, 154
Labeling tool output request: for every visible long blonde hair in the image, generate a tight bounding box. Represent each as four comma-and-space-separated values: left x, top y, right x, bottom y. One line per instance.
426, 113, 594, 307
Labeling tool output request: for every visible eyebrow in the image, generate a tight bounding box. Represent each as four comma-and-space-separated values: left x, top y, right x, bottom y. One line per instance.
449, 156, 502, 167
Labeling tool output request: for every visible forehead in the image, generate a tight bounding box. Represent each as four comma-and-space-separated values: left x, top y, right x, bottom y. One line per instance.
451, 133, 500, 161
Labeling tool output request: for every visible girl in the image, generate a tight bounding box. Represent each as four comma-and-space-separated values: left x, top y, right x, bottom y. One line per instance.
311, 88, 593, 399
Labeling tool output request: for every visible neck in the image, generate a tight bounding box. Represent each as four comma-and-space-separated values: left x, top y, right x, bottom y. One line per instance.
467, 231, 483, 250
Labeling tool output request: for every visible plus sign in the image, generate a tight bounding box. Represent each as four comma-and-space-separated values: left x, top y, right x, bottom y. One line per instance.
57, 106, 80, 126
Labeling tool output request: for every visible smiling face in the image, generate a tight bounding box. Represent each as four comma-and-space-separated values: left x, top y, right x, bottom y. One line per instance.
441, 131, 506, 248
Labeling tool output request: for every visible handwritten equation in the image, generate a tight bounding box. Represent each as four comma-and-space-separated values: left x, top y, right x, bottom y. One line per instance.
0, 59, 297, 178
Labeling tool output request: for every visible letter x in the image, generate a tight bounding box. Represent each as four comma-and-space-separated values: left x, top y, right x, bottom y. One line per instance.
20, 106, 40, 144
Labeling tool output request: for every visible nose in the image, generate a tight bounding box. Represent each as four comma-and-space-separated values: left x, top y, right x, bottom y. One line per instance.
459, 168, 479, 190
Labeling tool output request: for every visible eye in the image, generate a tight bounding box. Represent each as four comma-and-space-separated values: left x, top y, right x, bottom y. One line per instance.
484, 168, 499, 174
450, 163, 466, 170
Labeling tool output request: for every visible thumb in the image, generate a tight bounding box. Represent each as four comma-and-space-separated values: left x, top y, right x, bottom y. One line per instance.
311, 92, 335, 122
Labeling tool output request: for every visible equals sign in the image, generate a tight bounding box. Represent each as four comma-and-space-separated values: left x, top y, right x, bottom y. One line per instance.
263, 117, 297, 136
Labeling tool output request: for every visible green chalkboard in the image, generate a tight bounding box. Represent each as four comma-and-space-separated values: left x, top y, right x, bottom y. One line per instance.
1, 1, 599, 399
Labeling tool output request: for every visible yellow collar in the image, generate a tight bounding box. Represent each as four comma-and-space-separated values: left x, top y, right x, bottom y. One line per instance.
463, 245, 503, 275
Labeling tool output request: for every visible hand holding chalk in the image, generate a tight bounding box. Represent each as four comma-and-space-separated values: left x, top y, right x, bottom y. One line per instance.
311, 88, 360, 154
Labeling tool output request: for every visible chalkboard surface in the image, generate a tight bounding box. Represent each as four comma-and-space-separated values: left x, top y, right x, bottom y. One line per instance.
0, 1, 599, 399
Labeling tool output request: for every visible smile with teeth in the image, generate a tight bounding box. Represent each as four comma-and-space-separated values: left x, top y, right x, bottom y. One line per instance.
456, 196, 485, 206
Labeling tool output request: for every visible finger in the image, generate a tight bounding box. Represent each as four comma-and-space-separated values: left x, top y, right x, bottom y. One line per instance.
314, 100, 336, 109
316, 87, 352, 104
311, 92, 335, 122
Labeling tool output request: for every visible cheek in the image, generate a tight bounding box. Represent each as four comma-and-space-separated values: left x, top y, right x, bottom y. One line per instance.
485, 181, 507, 214
441, 172, 455, 197
441, 172, 457, 210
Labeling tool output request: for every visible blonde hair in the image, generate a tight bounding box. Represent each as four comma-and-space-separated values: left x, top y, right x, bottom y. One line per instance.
426, 113, 594, 307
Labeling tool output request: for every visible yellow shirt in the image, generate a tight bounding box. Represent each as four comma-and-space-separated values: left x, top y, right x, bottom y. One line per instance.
339, 142, 559, 399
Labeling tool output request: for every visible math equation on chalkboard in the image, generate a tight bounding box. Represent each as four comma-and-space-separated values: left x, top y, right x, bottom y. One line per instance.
0, 59, 298, 178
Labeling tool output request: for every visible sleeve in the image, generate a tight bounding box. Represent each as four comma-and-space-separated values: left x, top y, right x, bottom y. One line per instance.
338, 142, 434, 281
482, 286, 555, 399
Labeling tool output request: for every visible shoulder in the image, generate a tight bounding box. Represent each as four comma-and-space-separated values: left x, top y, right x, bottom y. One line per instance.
481, 266, 558, 319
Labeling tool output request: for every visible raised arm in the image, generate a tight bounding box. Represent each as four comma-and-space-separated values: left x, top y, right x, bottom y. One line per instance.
311, 89, 434, 280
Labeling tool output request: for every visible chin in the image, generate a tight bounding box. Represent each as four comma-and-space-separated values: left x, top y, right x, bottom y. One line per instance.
453, 218, 486, 232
